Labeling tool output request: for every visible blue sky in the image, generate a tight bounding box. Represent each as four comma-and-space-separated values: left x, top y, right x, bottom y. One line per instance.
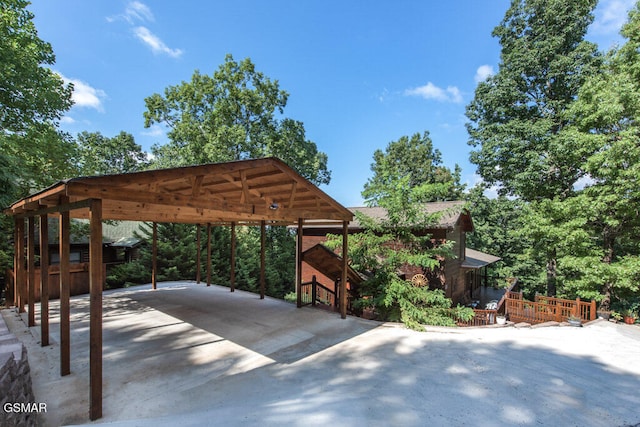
30, 0, 634, 207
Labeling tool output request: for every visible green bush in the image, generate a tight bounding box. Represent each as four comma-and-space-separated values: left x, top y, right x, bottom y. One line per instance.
106, 261, 151, 289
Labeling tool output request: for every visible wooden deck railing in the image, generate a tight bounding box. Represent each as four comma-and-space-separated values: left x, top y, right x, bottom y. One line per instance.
300, 275, 337, 309
506, 292, 596, 324
457, 309, 499, 326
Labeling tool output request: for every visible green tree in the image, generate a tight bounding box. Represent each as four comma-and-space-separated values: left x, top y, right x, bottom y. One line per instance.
76, 131, 148, 176
362, 131, 464, 206
465, 0, 601, 295
327, 209, 473, 330
143, 54, 330, 185
142, 55, 329, 297
328, 136, 473, 328
0, 0, 72, 134
0, 0, 74, 289
464, 184, 527, 287
559, 3, 640, 310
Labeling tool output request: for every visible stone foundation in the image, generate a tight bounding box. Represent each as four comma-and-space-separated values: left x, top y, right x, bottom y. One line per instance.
0, 313, 37, 427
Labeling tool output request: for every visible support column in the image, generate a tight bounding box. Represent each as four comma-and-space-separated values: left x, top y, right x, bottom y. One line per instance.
230, 222, 236, 292
89, 199, 103, 421
206, 223, 211, 287
27, 217, 35, 326
340, 221, 348, 319
296, 219, 303, 308
152, 222, 157, 290
59, 202, 71, 376
260, 220, 266, 299
196, 224, 201, 284
15, 218, 25, 313
39, 214, 50, 346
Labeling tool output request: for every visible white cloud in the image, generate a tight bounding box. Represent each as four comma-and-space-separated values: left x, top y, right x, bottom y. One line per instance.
60, 116, 75, 124
125, 1, 154, 23
141, 124, 165, 137
133, 26, 183, 58
59, 74, 107, 112
107, 1, 154, 24
404, 82, 463, 103
474, 65, 494, 83
591, 0, 635, 35
107, 2, 183, 58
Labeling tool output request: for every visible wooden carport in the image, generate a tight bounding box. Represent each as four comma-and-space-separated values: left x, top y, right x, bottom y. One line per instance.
4, 157, 353, 421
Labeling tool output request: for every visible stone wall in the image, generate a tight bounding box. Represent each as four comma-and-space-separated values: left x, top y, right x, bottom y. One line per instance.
0, 314, 37, 427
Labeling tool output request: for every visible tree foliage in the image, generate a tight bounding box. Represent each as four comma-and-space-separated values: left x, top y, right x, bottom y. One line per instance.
0, 0, 75, 288
76, 131, 148, 176
466, 0, 600, 200
0, 0, 73, 134
362, 131, 464, 206
327, 207, 473, 330
328, 130, 473, 329
465, 1, 640, 314
464, 185, 527, 287
144, 54, 330, 185
554, 3, 640, 310
466, 0, 601, 296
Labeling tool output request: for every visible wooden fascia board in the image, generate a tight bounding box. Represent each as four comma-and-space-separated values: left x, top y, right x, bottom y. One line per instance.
6, 182, 68, 215
13, 199, 94, 218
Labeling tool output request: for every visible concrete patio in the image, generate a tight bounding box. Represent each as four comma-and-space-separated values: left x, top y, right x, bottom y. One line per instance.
2, 281, 640, 427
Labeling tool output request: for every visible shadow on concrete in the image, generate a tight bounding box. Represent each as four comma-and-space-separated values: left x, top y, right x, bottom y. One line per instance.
122, 282, 379, 364
10, 281, 640, 427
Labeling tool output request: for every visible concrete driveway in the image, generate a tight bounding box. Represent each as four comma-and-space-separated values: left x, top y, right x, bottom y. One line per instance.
3, 282, 640, 427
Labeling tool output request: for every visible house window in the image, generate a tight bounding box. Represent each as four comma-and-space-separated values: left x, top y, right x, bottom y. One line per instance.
50, 251, 82, 264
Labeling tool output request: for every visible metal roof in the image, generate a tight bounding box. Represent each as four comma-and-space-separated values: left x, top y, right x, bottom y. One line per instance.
461, 248, 502, 269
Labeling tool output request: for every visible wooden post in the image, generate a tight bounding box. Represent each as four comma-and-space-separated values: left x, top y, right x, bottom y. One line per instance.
230, 222, 236, 292
59, 203, 71, 376
340, 221, 348, 319
89, 199, 103, 421
260, 220, 266, 299
575, 297, 580, 319
27, 216, 35, 327
152, 222, 157, 290
12, 222, 18, 308
590, 299, 596, 321
15, 217, 25, 313
206, 223, 211, 287
39, 214, 50, 347
311, 275, 317, 307
296, 219, 303, 308
196, 224, 201, 284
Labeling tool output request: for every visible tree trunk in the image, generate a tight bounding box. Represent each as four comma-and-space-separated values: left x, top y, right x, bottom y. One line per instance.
600, 227, 615, 311
546, 247, 557, 296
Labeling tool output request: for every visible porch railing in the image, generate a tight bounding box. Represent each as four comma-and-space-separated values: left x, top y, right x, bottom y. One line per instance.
457, 309, 499, 326
506, 292, 596, 324
300, 275, 337, 309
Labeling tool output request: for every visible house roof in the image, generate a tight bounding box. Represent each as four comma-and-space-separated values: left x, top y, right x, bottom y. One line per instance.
461, 248, 502, 269
5, 157, 353, 226
301, 200, 473, 232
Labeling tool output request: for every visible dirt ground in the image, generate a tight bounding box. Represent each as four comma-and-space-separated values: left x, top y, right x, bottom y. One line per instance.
2, 281, 640, 427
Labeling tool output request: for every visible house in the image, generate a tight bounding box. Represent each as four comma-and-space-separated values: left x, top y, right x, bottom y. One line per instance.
300, 201, 500, 309
37, 219, 147, 267
7, 220, 148, 302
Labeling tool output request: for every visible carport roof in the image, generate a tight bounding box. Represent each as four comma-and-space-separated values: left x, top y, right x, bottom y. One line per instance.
5, 157, 353, 225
